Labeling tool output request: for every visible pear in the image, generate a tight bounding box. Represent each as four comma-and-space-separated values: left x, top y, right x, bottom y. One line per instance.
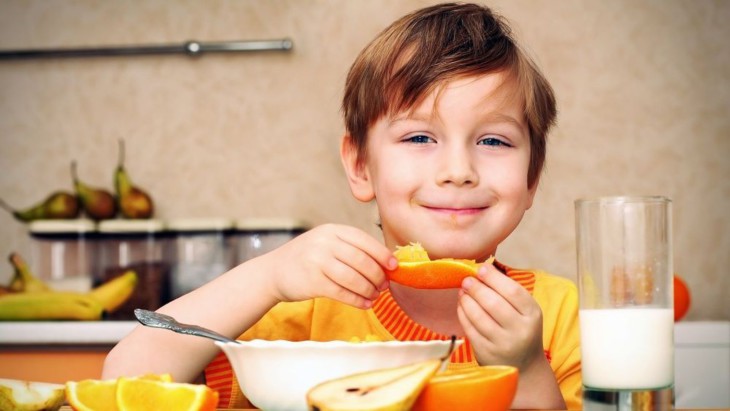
71, 160, 117, 220
307, 359, 442, 411
0, 191, 79, 222
0, 378, 65, 411
114, 139, 154, 219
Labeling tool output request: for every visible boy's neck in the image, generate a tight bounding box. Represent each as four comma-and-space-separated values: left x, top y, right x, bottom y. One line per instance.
388, 284, 465, 337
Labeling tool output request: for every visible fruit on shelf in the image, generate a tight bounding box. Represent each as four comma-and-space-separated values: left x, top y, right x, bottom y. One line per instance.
71, 160, 117, 220
306, 358, 442, 411
8, 252, 51, 293
411, 365, 519, 411
0, 378, 65, 411
87, 270, 138, 312
114, 139, 154, 219
386, 242, 495, 289
0, 191, 80, 222
0, 292, 105, 321
674, 275, 691, 322
0, 252, 138, 321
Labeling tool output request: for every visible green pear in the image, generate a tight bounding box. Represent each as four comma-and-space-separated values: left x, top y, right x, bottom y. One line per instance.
114, 139, 154, 219
71, 160, 117, 220
306, 359, 442, 411
0, 191, 79, 222
0, 378, 65, 411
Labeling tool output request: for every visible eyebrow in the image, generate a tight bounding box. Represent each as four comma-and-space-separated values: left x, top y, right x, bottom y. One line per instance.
388, 111, 525, 130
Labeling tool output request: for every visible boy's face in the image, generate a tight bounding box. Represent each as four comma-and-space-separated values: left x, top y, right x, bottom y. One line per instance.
343, 72, 536, 261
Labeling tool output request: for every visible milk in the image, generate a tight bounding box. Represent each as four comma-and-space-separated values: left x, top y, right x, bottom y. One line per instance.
580, 308, 674, 389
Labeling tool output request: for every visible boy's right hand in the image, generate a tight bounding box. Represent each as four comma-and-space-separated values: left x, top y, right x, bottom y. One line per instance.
259, 224, 396, 309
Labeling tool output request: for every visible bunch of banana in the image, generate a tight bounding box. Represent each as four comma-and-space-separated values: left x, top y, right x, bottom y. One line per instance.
0, 253, 137, 321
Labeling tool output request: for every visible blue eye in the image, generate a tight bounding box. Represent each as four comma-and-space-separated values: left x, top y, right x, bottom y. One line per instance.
405, 134, 434, 144
478, 137, 509, 147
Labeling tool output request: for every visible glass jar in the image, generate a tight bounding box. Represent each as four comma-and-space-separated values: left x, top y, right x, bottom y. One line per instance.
167, 218, 235, 299
234, 218, 309, 264
28, 219, 96, 292
97, 219, 169, 320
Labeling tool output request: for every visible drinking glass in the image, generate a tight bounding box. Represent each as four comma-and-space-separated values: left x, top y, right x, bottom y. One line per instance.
575, 196, 674, 410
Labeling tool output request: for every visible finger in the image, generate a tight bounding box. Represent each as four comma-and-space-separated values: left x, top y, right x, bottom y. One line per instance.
324, 258, 381, 301
332, 240, 389, 292
335, 225, 398, 271
458, 290, 502, 341
477, 264, 534, 316
461, 276, 515, 329
321, 279, 375, 310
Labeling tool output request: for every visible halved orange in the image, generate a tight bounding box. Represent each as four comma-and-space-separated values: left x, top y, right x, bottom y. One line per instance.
116, 377, 219, 411
65, 374, 172, 411
412, 365, 519, 411
386, 243, 494, 289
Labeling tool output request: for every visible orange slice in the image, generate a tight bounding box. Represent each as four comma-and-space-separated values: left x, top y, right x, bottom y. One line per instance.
412, 365, 519, 411
65, 374, 172, 411
116, 377, 219, 411
387, 243, 494, 289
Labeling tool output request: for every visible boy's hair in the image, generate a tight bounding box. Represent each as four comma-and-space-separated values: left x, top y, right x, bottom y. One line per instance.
343, 2, 556, 188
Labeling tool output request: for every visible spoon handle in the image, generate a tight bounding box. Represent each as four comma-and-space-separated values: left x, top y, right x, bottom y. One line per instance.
134, 308, 239, 344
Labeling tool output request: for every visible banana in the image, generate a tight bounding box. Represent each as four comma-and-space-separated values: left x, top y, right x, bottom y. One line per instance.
8, 253, 51, 293
87, 270, 137, 312
0, 292, 104, 321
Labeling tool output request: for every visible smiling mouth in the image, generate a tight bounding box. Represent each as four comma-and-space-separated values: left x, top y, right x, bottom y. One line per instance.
422, 206, 487, 215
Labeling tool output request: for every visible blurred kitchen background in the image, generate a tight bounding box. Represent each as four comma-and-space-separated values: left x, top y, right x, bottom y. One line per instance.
0, 0, 728, 320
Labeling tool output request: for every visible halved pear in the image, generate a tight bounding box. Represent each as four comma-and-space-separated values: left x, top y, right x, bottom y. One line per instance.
306, 358, 442, 411
0, 378, 65, 411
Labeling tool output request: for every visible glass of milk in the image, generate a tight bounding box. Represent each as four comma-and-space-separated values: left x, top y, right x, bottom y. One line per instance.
575, 196, 674, 410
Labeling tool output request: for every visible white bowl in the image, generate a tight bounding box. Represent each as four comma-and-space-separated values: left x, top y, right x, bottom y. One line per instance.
215, 339, 461, 411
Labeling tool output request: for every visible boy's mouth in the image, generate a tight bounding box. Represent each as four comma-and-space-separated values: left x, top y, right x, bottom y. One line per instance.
421, 205, 487, 215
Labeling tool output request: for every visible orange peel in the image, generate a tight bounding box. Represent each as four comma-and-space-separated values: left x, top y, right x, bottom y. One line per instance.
387, 243, 494, 289
412, 365, 519, 411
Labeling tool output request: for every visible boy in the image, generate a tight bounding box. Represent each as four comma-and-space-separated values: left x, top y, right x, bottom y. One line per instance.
103, 3, 581, 409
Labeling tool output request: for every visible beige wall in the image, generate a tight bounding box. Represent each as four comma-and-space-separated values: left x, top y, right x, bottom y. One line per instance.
0, 1, 728, 320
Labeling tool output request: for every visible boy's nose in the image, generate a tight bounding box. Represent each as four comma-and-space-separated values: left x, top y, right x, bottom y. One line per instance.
436, 144, 479, 186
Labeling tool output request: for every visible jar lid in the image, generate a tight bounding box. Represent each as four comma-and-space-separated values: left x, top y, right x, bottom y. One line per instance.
234, 217, 309, 232
98, 219, 165, 233
166, 217, 234, 232
28, 219, 96, 234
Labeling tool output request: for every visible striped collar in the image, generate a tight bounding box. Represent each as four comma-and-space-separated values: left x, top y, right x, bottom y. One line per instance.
372, 261, 535, 363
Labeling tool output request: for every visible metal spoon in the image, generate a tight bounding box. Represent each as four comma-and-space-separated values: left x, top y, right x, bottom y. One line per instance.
134, 308, 240, 344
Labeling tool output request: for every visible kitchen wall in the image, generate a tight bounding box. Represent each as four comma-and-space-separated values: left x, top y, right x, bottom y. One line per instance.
0, 0, 728, 319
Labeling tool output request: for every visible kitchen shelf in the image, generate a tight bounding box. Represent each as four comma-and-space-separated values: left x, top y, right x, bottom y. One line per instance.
0, 321, 137, 345
0, 39, 293, 60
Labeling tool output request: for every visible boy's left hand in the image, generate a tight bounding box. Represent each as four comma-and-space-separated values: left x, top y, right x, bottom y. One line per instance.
457, 263, 545, 371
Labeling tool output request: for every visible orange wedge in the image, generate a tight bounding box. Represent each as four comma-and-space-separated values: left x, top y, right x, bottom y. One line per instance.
387, 243, 493, 289
65, 374, 173, 411
116, 377, 219, 411
412, 365, 519, 411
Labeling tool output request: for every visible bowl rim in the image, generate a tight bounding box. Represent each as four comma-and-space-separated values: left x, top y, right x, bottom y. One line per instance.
214, 338, 464, 349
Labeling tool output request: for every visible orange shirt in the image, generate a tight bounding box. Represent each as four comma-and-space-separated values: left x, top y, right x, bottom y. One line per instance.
205, 263, 582, 409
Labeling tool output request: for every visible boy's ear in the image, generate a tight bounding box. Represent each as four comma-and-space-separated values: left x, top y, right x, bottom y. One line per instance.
340, 134, 375, 202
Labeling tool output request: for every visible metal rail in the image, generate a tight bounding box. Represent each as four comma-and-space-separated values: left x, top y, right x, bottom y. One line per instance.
0, 39, 293, 60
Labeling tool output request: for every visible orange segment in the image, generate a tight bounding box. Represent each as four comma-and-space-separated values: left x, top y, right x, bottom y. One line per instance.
412, 365, 519, 411
65, 374, 174, 411
66, 378, 118, 411
116, 377, 219, 411
387, 243, 493, 289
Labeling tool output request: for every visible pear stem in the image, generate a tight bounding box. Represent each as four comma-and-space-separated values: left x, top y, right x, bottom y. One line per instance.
71, 160, 79, 183
118, 138, 126, 168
